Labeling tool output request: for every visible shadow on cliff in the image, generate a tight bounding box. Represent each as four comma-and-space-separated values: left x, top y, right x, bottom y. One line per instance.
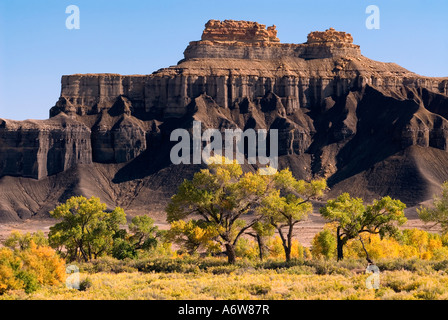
111, 106, 206, 183
324, 85, 448, 205
329, 86, 418, 181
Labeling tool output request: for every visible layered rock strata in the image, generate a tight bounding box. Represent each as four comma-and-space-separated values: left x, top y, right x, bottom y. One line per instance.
1, 20, 448, 221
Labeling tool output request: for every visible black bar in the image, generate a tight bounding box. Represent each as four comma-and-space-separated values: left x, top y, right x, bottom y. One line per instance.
3, 300, 448, 319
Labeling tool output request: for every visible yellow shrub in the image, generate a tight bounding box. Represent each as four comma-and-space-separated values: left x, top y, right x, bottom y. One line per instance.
400, 245, 419, 259
311, 228, 337, 259
266, 236, 304, 260
0, 248, 23, 294
235, 238, 259, 260
20, 241, 66, 286
342, 229, 448, 260
403, 229, 429, 252
290, 239, 304, 259
431, 247, 448, 260
345, 234, 417, 260
0, 241, 66, 295
267, 237, 284, 258
428, 238, 443, 252
421, 252, 432, 260
303, 247, 313, 260
441, 233, 448, 246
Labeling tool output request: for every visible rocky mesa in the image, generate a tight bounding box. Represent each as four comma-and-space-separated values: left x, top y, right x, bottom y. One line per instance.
1, 20, 448, 222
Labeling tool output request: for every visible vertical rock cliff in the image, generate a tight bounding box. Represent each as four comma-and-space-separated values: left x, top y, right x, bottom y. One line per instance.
1, 19, 448, 221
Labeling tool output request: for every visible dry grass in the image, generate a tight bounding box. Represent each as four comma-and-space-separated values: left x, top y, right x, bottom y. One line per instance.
2, 267, 448, 300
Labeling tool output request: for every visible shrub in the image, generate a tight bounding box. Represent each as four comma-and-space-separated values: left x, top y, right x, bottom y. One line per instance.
311, 229, 337, 259
79, 256, 137, 273
4, 231, 48, 250
207, 265, 239, 275
306, 259, 351, 276
79, 277, 93, 291
375, 258, 433, 273
0, 242, 66, 295
344, 234, 402, 260
441, 233, 448, 247
266, 237, 304, 260
19, 242, 66, 286
15, 270, 39, 294
261, 258, 303, 270
432, 248, 448, 261
247, 283, 271, 295
235, 238, 259, 260
283, 265, 316, 275
132, 257, 198, 273
432, 259, 448, 272
112, 238, 138, 260
0, 248, 23, 294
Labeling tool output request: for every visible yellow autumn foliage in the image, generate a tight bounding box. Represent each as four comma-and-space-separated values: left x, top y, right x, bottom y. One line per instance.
0, 240, 66, 295
19, 242, 66, 286
0, 248, 23, 294
344, 234, 409, 260
235, 238, 259, 260
266, 236, 304, 260
312, 226, 448, 261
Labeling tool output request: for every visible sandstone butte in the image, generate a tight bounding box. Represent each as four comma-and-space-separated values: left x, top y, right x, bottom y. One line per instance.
0, 19, 447, 222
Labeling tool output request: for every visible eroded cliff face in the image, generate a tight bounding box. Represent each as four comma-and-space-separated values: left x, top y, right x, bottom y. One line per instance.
0, 114, 92, 179
48, 24, 448, 129
1, 20, 448, 221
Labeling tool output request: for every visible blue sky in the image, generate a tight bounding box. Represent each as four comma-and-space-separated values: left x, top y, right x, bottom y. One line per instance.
0, 0, 447, 120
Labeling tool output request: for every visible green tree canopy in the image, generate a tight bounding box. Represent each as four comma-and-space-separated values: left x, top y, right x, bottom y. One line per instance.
167, 158, 326, 264
128, 215, 159, 251
112, 215, 160, 260
167, 219, 220, 255
48, 196, 126, 262
320, 193, 407, 261
167, 159, 274, 263
4, 231, 48, 251
258, 169, 327, 262
245, 221, 275, 261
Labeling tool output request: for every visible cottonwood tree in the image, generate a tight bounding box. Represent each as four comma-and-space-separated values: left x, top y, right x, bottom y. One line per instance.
112, 215, 160, 260
167, 157, 327, 264
4, 231, 48, 251
245, 221, 275, 261
166, 158, 273, 264
167, 219, 221, 255
418, 181, 448, 233
320, 193, 407, 261
48, 196, 126, 262
128, 216, 159, 250
258, 169, 327, 262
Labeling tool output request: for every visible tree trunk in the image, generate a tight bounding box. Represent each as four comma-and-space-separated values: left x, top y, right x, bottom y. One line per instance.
278, 227, 292, 262
359, 236, 373, 264
256, 235, 264, 261
78, 241, 89, 262
336, 227, 345, 261
225, 243, 236, 264
286, 223, 293, 262
284, 245, 291, 262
